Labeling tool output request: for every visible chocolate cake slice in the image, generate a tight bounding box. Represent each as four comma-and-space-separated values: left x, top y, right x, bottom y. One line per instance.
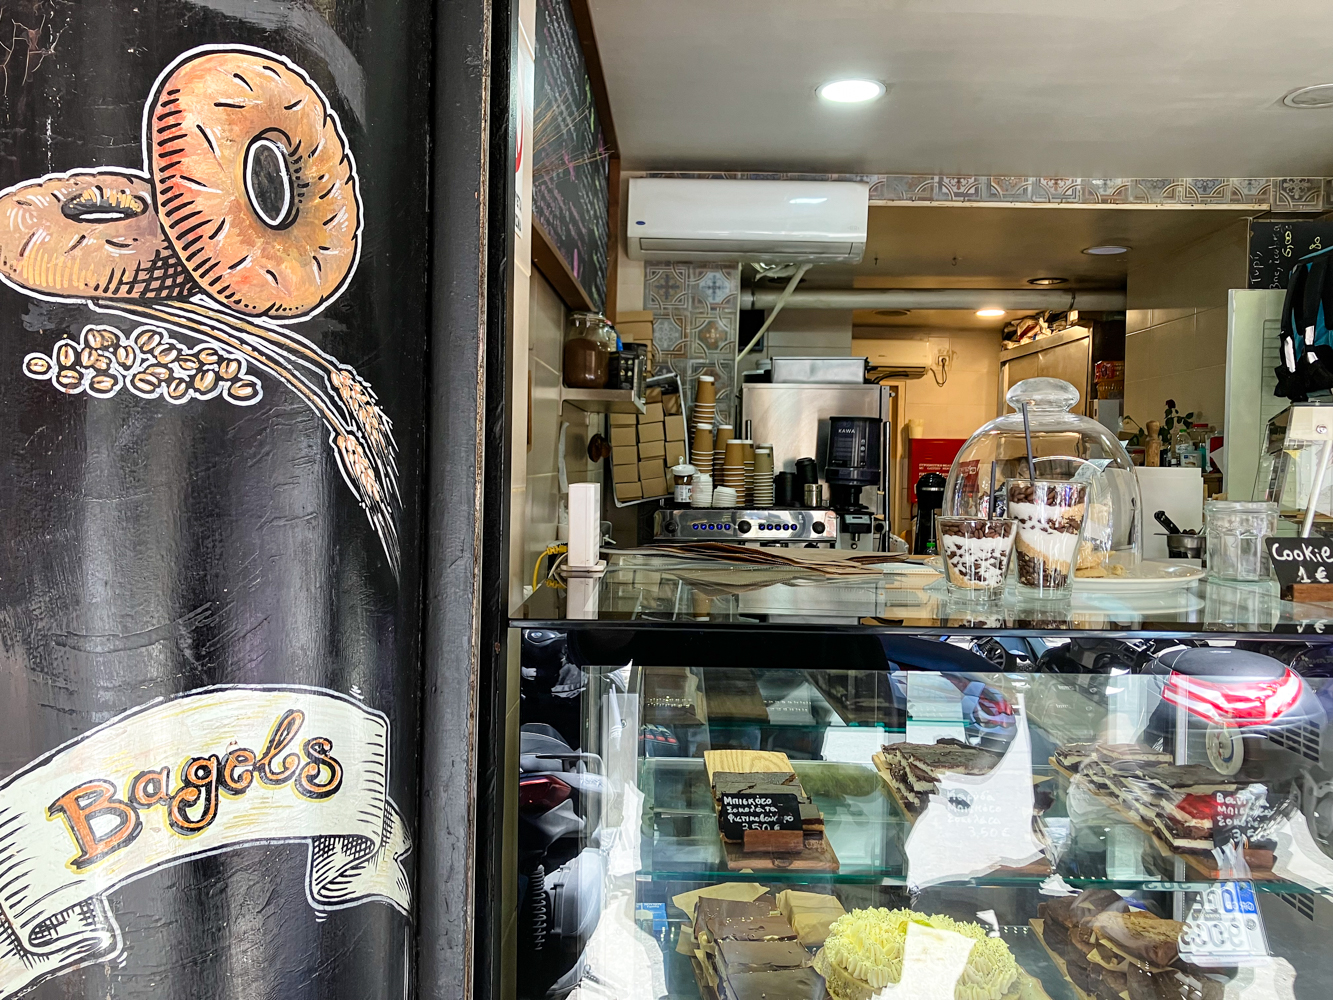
722, 968, 826, 1000
716, 939, 811, 978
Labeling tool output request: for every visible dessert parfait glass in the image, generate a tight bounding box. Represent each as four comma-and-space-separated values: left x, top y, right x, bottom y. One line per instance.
1006, 478, 1090, 600
936, 516, 1016, 601
941, 377, 1142, 580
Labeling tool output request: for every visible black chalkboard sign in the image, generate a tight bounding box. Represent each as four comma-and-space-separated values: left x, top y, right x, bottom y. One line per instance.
718, 792, 803, 840
533, 0, 609, 310
1249, 222, 1333, 289
1266, 537, 1333, 602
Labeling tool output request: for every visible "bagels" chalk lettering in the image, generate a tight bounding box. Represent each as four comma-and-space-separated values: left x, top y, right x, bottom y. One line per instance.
47, 708, 343, 870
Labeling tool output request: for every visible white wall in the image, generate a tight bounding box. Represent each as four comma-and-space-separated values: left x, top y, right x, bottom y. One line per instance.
1124, 220, 1247, 435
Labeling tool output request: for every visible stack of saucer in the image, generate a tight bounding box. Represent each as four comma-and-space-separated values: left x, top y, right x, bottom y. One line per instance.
718, 438, 747, 499
692, 374, 717, 427
690, 472, 713, 508
752, 446, 775, 506
711, 486, 737, 509
713, 424, 735, 482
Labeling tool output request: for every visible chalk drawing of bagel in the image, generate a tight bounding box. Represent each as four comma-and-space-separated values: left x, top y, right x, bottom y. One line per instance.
0, 45, 400, 573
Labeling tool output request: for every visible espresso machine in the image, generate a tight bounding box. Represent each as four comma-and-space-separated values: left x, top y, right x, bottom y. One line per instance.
740, 360, 892, 549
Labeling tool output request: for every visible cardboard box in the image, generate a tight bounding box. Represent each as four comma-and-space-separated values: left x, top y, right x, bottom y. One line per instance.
638, 438, 666, 459
616, 481, 643, 500
639, 402, 664, 423
665, 414, 687, 441
612, 462, 638, 484
615, 310, 653, 344
639, 421, 665, 443
610, 425, 638, 448
609, 411, 637, 426
645, 386, 663, 404
662, 393, 682, 415
639, 457, 665, 479
641, 477, 668, 498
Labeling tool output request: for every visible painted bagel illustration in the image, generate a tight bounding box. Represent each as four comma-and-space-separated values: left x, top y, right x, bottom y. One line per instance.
0, 170, 196, 300
5, 46, 397, 573
0, 46, 360, 319
147, 49, 360, 318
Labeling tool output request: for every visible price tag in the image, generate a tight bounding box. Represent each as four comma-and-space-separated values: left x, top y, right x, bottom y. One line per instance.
1266, 538, 1333, 601
1178, 882, 1270, 967
717, 792, 802, 840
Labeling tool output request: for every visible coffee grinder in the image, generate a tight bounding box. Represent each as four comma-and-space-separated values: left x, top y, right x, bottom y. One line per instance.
825, 416, 882, 549
913, 472, 946, 554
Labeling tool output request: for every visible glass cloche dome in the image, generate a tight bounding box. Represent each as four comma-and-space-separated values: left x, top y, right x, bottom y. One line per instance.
942, 377, 1143, 574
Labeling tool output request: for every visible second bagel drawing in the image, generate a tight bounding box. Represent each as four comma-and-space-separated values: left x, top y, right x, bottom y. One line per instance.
0, 45, 399, 573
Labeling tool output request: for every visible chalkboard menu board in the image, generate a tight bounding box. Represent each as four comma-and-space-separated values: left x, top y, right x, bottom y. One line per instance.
1249, 221, 1333, 289
534, 0, 610, 310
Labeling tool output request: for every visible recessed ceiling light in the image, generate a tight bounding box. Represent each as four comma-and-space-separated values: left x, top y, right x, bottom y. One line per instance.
874, 309, 910, 317
818, 79, 886, 103
976, 308, 1006, 318
1082, 245, 1130, 255
1284, 84, 1333, 109
1027, 276, 1068, 285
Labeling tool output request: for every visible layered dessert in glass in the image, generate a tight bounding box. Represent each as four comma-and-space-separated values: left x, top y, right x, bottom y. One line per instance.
936, 516, 1016, 600
1006, 479, 1089, 599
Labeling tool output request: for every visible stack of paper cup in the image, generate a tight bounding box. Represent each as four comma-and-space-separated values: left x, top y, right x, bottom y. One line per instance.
692, 374, 717, 428
691, 424, 714, 482
753, 446, 775, 506
719, 438, 747, 499
690, 472, 713, 508
714, 424, 735, 482
737, 439, 755, 506
712, 486, 737, 509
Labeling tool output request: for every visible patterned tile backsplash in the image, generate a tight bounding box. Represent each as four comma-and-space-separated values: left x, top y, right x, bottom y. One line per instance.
647, 171, 1332, 211
645, 263, 741, 418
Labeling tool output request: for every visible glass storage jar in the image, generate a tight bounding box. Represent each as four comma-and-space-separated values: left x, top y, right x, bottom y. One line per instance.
1205, 500, 1278, 581
942, 377, 1143, 574
563, 311, 610, 388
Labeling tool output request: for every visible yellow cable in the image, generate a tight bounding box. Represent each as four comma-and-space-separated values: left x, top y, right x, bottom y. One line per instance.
531, 544, 567, 592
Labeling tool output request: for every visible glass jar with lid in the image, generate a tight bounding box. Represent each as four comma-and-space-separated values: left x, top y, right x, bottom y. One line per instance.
942, 377, 1143, 574
563, 311, 610, 389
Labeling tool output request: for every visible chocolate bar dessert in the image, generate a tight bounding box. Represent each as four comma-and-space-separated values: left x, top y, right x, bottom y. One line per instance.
722, 968, 826, 1000
695, 896, 780, 949
873, 738, 1002, 813
716, 939, 812, 978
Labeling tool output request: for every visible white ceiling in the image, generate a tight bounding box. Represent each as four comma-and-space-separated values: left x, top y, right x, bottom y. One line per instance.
589, 0, 1333, 177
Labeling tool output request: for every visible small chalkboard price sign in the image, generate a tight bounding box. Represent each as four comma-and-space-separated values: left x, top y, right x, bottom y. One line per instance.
1266, 537, 1333, 602
718, 792, 802, 840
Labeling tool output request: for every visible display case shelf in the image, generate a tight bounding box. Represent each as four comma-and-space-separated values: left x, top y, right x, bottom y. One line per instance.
634, 757, 1332, 894
558, 385, 645, 413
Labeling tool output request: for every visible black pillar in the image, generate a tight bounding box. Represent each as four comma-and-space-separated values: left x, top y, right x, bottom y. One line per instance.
0, 2, 438, 998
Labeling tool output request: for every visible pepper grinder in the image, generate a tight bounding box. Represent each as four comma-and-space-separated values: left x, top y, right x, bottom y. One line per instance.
1146, 420, 1162, 467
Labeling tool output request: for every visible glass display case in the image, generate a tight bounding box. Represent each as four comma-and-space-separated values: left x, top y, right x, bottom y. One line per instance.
511, 558, 1333, 1000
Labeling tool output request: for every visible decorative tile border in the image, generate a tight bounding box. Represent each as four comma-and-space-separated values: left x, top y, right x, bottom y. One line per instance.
646, 172, 1330, 211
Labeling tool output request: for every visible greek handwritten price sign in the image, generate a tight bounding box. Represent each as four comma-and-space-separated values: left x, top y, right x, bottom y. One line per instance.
717, 792, 802, 840
1266, 538, 1333, 602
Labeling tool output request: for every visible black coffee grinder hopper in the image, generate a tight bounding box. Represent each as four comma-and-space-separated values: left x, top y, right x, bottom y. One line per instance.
825, 416, 883, 549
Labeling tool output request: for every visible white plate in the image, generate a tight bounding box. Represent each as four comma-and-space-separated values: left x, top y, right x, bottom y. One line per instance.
1073, 560, 1205, 593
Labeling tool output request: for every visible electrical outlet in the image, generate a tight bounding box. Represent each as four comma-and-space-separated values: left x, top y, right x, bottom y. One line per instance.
936, 353, 949, 368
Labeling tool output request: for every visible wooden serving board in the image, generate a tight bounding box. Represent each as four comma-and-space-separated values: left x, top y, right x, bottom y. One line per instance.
1028, 920, 1096, 1000
1049, 763, 1278, 882
704, 749, 793, 784
723, 834, 840, 872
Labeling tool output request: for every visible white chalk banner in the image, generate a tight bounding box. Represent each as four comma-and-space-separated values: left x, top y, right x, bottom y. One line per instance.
0, 685, 412, 999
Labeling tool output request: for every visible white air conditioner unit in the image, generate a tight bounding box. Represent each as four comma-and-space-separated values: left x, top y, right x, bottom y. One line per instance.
625, 178, 868, 264
853, 339, 932, 380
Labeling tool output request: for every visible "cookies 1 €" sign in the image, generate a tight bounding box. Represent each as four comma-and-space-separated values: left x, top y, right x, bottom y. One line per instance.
0, 685, 411, 999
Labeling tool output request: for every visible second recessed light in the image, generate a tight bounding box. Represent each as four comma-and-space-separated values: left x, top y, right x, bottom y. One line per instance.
976, 308, 1006, 318
1083, 245, 1130, 255
818, 79, 886, 103
1028, 276, 1068, 285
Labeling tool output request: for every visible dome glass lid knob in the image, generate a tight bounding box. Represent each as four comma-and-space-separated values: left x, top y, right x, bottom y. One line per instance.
1005, 377, 1081, 413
